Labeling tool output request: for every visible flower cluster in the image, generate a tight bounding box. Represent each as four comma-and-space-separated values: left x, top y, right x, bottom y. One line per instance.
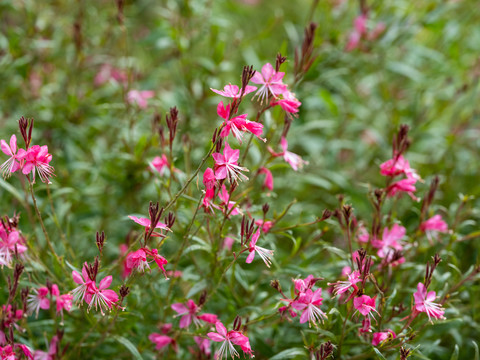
27, 283, 72, 321
0, 218, 27, 268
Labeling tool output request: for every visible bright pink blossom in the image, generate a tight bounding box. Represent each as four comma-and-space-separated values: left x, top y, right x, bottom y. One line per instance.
371, 223, 405, 260
51, 284, 73, 322
84, 275, 119, 316
150, 155, 169, 176
126, 249, 149, 273
207, 321, 254, 359
18, 145, 55, 184
359, 318, 372, 334
212, 142, 249, 183
1, 135, 25, 179
245, 228, 274, 268
251, 63, 287, 103
258, 167, 273, 191
33, 335, 58, 360
255, 219, 273, 234
218, 184, 241, 216
291, 288, 327, 326
149, 333, 176, 352
27, 287, 50, 318
420, 215, 448, 243
128, 215, 171, 237
271, 90, 301, 114
372, 329, 396, 346
328, 270, 361, 301
413, 283, 445, 323
171, 299, 218, 328
217, 102, 264, 143
353, 295, 379, 320
380, 155, 411, 177
210, 84, 256, 99
387, 178, 419, 200
0, 228, 27, 268
127, 90, 154, 109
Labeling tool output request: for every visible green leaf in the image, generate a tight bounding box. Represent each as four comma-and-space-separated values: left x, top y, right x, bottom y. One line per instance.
450, 344, 459, 360
112, 335, 143, 360
0, 178, 26, 207
373, 347, 387, 360
269, 348, 307, 360
473, 341, 479, 360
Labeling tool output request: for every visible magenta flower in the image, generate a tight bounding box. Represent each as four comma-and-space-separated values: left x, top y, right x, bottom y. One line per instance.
0, 228, 27, 268
150, 155, 169, 176
223, 236, 235, 251
27, 287, 50, 318
33, 335, 59, 360
84, 275, 119, 316
171, 299, 218, 328
1, 135, 25, 179
271, 90, 302, 114
413, 283, 445, 323
217, 101, 265, 143
372, 329, 396, 346
51, 284, 73, 323
291, 288, 327, 326
387, 178, 419, 200
71, 265, 95, 306
359, 318, 372, 334
218, 184, 241, 217
258, 167, 274, 191
353, 295, 379, 320
147, 248, 169, 279
207, 321, 254, 359
212, 142, 249, 183
371, 223, 405, 260
126, 249, 149, 273
128, 215, 171, 237
18, 145, 55, 184
380, 155, 411, 177
149, 333, 176, 352
251, 63, 287, 103
127, 90, 155, 109
293, 274, 317, 294
194, 336, 211, 357
328, 270, 361, 300
245, 228, 274, 268
255, 219, 274, 234
210, 84, 257, 99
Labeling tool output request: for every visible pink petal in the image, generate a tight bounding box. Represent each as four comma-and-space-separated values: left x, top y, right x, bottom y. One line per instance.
179, 314, 191, 328
171, 303, 188, 314
98, 275, 112, 290
245, 250, 255, 264
207, 332, 225, 342
72, 271, 84, 285
215, 321, 227, 337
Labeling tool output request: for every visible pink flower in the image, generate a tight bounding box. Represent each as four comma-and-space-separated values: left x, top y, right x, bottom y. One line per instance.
245, 228, 274, 268
271, 90, 302, 114
345, 30, 361, 52
18, 145, 55, 184
372, 330, 396, 346
194, 336, 211, 357
128, 215, 171, 237
420, 215, 448, 243
94, 64, 128, 86
1, 135, 25, 179
171, 299, 218, 328
255, 219, 273, 234
258, 167, 273, 191
251, 63, 287, 103
328, 270, 361, 300
0, 229, 27, 268
149, 333, 176, 352
127, 90, 155, 109
371, 224, 405, 260
207, 321, 254, 359
357, 223, 370, 243
218, 184, 241, 216
291, 288, 327, 326
217, 102, 265, 143
211, 84, 257, 99
212, 142, 249, 183
147, 248, 169, 279
33, 335, 58, 360
27, 287, 50, 318
71, 264, 95, 305
126, 249, 149, 273
387, 178, 419, 200
223, 237, 235, 251
413, 283, 445, 323
359, 318, 372, 334
353, 295, 379, 320
293, 275, 317, 294
85, 275, 119, 316
380, 155, 412, 177
150, 155, 169, 176
269, 137, 308, 171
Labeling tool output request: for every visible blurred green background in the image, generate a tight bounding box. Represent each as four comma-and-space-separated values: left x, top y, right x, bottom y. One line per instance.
1, 0, 479, 359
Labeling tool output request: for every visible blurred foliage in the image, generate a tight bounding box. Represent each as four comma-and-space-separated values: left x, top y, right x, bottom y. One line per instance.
0, 0, 479, 359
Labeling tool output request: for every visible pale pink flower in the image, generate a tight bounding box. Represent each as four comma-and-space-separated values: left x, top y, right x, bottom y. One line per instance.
94, 64, 128, 86
127, 90, 154, 109
27, 287, 50, 318
223, 237, 235, 251
269, 137, 308, 171
372, 329, 396, 346
85, 275, 119, 315
51, 284, 73, 322
251, 63, 287, 103
413, 283, 445, 323
353, 295, 379, 320
328, 270, 361, 300
367, 22, 386, 41
212, 142, 249, 183
345, 30, 362, 52
211, 84, 256, 99
217, 101, 264, 143
149, 333, 176, 352
207, 321, 254, 359
258, 167, 273, 191
420, 215, 448, 243
293, 274, 317, 294
357, 223, 370, 243
194, 336, 211, 357
18, 145, 55, 184
128, 215, 171, 237
171, 299, 218, 328
33, 335, 58, 360
291, 288, 327, 326
1, 135, 25, 179
218, 184, 241, 216
245, 228, 274, 268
